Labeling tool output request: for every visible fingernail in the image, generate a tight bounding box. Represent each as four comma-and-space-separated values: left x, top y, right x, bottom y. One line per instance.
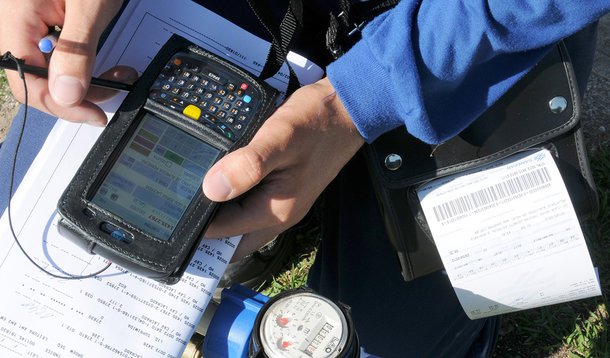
112, 67, 139, 83
52, 75, 85, 106
204, 172, 233, 200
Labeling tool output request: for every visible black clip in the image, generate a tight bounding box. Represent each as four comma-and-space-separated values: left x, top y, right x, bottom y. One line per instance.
337, 11, 366, 38
327, 11, 367, 59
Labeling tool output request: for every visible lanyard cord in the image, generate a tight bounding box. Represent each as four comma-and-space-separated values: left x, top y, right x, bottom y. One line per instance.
3, 52, 112, 280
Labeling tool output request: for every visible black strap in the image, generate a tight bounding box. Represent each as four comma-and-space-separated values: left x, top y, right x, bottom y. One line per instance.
326, 0, 400, 59
245, 0, 303, 95
247, 0, 400, 91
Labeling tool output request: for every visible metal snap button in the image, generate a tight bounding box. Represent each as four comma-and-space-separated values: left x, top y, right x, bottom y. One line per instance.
384, 153, 403, 171
549, 96, 568, 114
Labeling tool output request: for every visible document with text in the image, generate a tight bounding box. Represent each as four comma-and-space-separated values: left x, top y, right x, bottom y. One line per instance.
0, 0, 323, 356
417, 149, 601, 319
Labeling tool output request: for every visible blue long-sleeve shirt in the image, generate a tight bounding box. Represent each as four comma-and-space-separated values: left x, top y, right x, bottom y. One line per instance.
327, 1, 610, 144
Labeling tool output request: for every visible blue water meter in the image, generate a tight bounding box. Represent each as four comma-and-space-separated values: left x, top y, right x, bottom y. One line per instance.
203, 285, 359, 358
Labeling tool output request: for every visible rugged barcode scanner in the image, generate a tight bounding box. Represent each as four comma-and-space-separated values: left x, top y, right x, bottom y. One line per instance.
57, 35, 278, 284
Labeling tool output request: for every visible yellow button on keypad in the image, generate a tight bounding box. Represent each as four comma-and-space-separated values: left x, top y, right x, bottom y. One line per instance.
183, 104, 201, 120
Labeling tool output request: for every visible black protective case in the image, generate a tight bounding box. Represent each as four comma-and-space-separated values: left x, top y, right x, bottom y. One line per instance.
364, 42, 599, 281
57, 35, 278, 284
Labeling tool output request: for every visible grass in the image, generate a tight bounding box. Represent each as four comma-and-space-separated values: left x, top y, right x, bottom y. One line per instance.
262, 148, 610, 358
260, 226, 319, 298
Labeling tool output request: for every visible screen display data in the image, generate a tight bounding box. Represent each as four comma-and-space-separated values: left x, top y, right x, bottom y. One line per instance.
92, 113, 220, 240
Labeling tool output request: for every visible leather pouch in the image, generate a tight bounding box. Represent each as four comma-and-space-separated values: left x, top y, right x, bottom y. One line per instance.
364, 42, 599, 281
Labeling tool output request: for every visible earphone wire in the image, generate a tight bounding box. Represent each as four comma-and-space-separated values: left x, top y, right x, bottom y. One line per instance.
4, 52, 112, 280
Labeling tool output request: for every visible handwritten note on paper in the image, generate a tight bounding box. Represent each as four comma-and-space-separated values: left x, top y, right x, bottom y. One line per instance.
417, 149, 601, 319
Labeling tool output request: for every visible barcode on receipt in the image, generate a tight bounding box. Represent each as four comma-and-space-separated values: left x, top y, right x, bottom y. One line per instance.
432, 167, 552, 222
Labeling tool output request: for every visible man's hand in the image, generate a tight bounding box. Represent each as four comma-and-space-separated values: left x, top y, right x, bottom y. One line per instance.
0, 0, 136, 125
203, 77, 364, 258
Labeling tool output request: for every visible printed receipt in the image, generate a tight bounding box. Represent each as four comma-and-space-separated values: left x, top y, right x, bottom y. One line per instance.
417, 149, 601, 319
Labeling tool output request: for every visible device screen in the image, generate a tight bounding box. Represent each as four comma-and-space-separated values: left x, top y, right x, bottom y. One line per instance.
91, 113, 220, 241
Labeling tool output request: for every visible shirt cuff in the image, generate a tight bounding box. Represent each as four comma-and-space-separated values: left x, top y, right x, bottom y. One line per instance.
326, 39, 407, 143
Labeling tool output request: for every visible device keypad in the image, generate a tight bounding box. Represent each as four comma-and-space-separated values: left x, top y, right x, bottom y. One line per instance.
149, 52, 259, 141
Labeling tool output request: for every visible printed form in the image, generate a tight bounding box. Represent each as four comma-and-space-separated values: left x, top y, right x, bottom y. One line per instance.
0, 0, 322, 357
417, 149, 601, 319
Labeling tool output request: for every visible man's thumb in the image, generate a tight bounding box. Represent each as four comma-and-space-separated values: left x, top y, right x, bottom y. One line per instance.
202, 146, 272, 202
48, 0, 122, 107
